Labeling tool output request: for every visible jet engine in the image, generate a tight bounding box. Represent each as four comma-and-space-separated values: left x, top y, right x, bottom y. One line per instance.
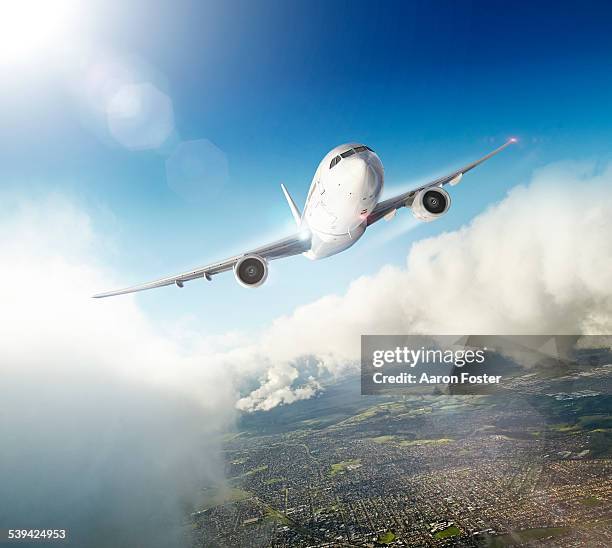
234, 254, 268, 288
411, 187, 451, 222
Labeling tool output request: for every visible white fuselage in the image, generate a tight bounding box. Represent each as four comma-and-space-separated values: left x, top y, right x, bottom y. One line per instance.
302, 143, 384, 259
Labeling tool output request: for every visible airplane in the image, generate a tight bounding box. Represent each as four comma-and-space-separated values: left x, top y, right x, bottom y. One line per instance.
93, 139, 516, 298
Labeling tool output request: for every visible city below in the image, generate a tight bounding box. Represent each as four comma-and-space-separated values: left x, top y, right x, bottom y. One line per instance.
190, 362, 611, 547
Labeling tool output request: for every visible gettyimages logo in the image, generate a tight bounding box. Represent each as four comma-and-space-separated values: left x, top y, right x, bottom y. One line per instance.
372, 346, 487, 368
361, 335, 609, 395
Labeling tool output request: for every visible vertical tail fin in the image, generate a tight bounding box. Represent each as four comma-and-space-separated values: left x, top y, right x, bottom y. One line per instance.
281, 183, 302, 227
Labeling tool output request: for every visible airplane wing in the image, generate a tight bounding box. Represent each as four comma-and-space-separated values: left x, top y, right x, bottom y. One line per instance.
92, 232, 311, 298
366, 139, 516, 225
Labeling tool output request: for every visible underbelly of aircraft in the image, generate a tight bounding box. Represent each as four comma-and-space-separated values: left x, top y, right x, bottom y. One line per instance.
304, 220, 367, 259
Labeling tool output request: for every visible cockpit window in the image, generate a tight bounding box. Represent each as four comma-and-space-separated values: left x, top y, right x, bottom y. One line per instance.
331, 145, 373, 168
329, 155, 341, 169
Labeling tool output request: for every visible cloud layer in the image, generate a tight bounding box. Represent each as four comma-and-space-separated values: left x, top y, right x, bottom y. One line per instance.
0, 194, 236, 547
235, 161, 612, 410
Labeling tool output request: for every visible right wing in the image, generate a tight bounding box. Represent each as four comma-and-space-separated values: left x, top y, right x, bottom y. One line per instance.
93, 232, 310, 298
367, 139, 516, 225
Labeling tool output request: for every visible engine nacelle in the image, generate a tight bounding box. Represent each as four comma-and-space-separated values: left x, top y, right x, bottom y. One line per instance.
411, 187, 451, 222
234, 254, 268, 288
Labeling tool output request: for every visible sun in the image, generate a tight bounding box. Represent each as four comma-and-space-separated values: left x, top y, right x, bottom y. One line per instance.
0, 0, 79, 66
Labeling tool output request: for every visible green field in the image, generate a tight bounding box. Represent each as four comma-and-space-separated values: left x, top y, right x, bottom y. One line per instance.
300, 418, 324, 426
330, 459, 361, 476
433, 525, 461, 539
552, 423, 580, 433
246, 465, 268, 475
400, 438, 453, 446
337, 406, 380, 425
378, 531, 396, 544
580, 496, 603, 507
228, 464, 269, 485
488, 526, 571, 546
370, 435, 397, 444
264, 507, 290, 525
198, 487, 251, 510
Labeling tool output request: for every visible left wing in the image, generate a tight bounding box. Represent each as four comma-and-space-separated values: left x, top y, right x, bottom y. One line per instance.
367, 139, 516, 225
92, 232, 310, 298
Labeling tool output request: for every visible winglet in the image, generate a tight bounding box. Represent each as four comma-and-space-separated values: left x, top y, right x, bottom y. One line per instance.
281, 183, 302, 227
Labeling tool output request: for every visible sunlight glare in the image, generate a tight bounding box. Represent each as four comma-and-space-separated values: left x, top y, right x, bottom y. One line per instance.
0, 0, 79, 66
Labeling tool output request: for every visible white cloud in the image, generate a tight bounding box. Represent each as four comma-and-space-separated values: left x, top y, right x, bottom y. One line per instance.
235, 362, 320, 412
0, 194, 236, 547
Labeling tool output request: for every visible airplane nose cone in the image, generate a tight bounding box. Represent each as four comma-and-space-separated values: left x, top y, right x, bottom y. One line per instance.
337, 156, 382, 198
342, 156, 368, 178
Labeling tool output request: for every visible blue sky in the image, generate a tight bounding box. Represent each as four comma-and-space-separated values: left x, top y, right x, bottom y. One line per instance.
2, 0, 612, 333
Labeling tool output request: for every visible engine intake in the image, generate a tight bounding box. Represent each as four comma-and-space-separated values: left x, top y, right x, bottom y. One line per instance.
234, 254, 268, 288
412, 187, 451, 222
